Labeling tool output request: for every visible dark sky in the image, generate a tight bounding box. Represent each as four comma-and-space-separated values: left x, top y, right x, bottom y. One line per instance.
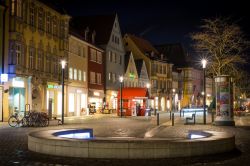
49, 0, 250, 69
52, 0, 250, 47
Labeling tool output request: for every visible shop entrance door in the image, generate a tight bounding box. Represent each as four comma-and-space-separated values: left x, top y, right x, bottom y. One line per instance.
9, 87, 25, 116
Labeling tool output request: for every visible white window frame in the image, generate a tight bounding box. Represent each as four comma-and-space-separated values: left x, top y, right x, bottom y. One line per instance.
90, 71, 95, 84
74, 69, 77, 80
69, 67, 73, 79
78, 70, 82, 81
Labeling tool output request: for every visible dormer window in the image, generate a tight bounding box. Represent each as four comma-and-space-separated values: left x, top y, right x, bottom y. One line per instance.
84, 27, 89, 41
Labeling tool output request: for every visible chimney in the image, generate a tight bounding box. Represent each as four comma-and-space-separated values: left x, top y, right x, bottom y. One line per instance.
92, 30, 96, 44
84, 27, 89, 41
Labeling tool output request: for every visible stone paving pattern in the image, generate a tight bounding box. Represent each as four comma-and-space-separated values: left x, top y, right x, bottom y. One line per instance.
1, 112, 250, 166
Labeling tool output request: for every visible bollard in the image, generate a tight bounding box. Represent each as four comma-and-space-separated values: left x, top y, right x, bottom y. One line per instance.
157, 112, 159, 126
172, 113, 174, 126
182, 110, 184, 117
154, 109, 157, 116
180, 110, 181, 117
211, 111, 214, 123
170, 111, 172, 120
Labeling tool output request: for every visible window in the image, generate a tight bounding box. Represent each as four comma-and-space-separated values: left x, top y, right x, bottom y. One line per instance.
119, 55, 122, 64
37, 50, 42, 70
69, 67, 73, 79
16, 44, 21, 65
108, 72, 111, 81
29, 48, 34, 69
11, 0, 15, 16
30, 4, 35, 26
54, 60, 58, 74
38, 8, 44, 30
46, 56, 50, 72
114, 53, 117, 63
78, 70, 82, 81
74, 69, 77, 80
97, 73, 101, 85
90, 72, 95, 84
83, 71, 86, 82
82, 47, 86, 57
17, 0, 22, 17
112, 73, 116, 83
78, 46, 81, 56
112, 52, 116, 62
90, 49, 96, 62
109, 51, 112, 62
46, 12, 51, 33
97, 52, 102, 64
53, 16, 57, 36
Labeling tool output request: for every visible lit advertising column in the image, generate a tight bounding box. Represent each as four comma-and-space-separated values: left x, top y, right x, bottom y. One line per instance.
214, 75, 235, 126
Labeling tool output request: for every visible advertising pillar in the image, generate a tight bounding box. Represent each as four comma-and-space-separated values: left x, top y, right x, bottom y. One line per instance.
214, 75, 235, 126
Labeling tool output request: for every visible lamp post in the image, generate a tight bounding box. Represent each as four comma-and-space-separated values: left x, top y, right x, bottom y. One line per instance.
172, 88, 176, 112
201, 59, 207, 125
119, 76, 124, 118
146, 83, 150, 109
61, 60, 66, 124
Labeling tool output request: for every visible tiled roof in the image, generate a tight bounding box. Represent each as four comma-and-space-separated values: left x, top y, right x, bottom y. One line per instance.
70, 14, 116, 45
126, 34, 159, 54
155, 43, 190, 68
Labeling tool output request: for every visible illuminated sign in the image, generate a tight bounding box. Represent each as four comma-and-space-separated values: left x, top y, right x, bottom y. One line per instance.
12, 78, 24, 87
1, 74, 8, 82
47, 84, 62, 89
94, 92, 100, 96
129, 73, 135, 79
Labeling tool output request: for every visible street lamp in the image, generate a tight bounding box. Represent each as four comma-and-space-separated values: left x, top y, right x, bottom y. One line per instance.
201, 59, 207, 124
146, 83, 150, 109
61, 60, 66, 124
119, 76, 124, 118
172, 88, 176, 111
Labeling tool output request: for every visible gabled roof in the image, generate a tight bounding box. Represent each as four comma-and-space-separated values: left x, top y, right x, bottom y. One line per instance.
70, 14, 116, 45
125, 34, 159, 55
155, 43, 190, 68
135, 59, 143, 77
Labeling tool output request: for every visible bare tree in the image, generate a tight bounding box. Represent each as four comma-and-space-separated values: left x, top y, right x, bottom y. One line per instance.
190, 17, 248, 78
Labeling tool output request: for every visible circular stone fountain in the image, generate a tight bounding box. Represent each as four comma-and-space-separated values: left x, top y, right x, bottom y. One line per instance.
28, 129, 235, 159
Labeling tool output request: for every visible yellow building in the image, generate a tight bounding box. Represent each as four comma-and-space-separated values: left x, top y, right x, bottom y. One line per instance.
2, 0, 70, 121
124, 34, 173, 111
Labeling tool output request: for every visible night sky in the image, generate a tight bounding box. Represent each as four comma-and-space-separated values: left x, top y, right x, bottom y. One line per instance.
51, 0, 250, 67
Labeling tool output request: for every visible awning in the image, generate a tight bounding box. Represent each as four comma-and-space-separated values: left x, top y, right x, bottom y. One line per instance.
117, 87, 149, 99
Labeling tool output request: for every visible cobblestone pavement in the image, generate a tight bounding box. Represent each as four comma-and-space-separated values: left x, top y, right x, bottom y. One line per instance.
0, 113, 250, 166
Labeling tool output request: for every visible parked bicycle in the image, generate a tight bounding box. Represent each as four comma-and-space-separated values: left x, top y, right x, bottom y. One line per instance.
8, 110, 29, 127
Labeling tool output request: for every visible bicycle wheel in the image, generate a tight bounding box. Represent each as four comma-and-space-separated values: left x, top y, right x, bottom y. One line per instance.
8, 116, 18, 127
21, 117, 29, 127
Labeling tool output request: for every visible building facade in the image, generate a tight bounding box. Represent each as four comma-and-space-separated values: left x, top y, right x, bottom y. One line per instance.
135, 59, 150, 88
88, 44, 105, 113
124, 34, 173, 111
67, 34, 88, 116
124, 52, 139, 88
2, 0, 70, 121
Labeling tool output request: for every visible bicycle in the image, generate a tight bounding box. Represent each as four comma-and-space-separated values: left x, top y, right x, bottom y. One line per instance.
8, 111, 29, 127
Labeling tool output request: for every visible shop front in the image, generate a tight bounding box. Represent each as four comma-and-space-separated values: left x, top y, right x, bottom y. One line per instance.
68, 86, 88, 116
117, 87, 149, 116
88, 89, 104, 113
8, 77, 27, 117
105, 90, 118, 110
46, 82, 62, 118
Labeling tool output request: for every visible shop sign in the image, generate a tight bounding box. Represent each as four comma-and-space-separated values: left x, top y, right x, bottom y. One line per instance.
12, 78, 24, 87
47, 84, 61, 89
0, 74, 8, 82
129, 73, 135, 79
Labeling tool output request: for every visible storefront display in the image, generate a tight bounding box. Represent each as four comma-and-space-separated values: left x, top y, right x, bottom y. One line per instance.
117, 88, 148, 116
